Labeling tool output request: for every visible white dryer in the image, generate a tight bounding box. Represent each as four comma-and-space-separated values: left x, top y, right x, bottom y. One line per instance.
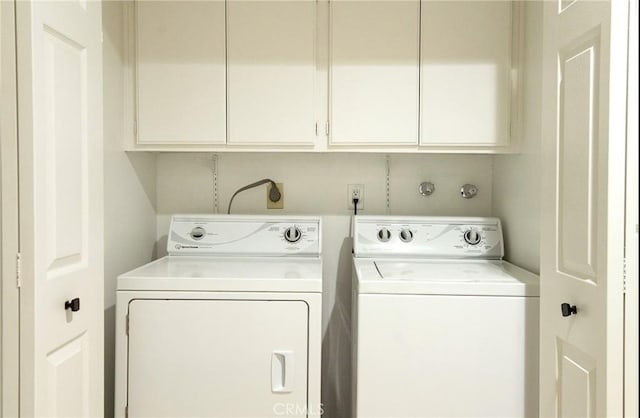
115, 215, 322, 418
352, 216, 539, 418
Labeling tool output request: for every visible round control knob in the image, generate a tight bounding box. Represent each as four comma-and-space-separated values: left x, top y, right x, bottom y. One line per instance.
284, 226, 302, 243
377, 228, 391, 242
463, 229, 482, 245
399, 229, 414, 243
190, 226, 206, 240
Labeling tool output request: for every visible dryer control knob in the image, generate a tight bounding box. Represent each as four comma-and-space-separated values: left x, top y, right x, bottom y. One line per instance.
399, 229, 414, 242
377, 228, 392, 242
190, 226, 206, 240
463, 229, 481, 245
284, 226, 302, 243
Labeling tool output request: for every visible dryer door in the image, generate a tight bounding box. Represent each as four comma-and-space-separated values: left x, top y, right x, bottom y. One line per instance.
126, 299, 309, 417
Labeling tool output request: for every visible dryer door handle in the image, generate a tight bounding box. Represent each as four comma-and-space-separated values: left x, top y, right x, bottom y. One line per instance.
271, 351, 294, 393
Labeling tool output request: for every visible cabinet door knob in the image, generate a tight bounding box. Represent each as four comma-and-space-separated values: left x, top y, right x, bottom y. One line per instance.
65, 298, 80, 312
561, 303, 577, 317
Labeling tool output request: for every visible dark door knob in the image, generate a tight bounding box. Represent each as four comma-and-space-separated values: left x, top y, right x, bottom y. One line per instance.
561, 303, 577, 317
65, 298, 80, 312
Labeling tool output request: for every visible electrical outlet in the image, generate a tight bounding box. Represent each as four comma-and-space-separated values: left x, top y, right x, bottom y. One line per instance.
267, 183, 284, 209
348, 184, 364, 210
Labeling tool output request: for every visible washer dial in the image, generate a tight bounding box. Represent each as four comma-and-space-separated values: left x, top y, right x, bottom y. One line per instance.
463, 229, 482, 245
377, 228, 391, 242
284, 226, 303, 243
399, 229, 414, 242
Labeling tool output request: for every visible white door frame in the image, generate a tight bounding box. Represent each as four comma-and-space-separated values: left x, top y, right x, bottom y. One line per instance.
1, 0, 20, 416
624, 0, 639, 415
0, 1, 20, 417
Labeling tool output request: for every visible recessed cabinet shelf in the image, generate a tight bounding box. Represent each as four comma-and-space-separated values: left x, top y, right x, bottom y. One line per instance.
125, 0, 522, 153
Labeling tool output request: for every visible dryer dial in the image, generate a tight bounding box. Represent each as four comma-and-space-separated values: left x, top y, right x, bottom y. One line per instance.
284, 226, 303, 243
190, 226, 206, 240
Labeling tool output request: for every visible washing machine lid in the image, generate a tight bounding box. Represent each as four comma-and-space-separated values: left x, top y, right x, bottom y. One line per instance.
118, 256, 322, 293
354, 259, 539, 296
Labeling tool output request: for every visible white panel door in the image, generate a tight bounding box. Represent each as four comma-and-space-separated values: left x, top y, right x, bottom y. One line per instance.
227, 0, 316, 145
16, 1, 104, 416
127, 299, 308, 418
330, 0, 419, 145
135, 0, 226, 144
540, 0, 628, 417
420, 1, 512, 146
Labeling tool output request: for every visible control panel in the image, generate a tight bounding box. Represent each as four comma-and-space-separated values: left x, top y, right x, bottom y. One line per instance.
167, 215, 321, 256
353, 216, 503, 259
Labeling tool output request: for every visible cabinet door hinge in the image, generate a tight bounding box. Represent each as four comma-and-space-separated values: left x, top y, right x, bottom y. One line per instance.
325, 121, 330, 136
315, 122, 318, 136
126, 314, 130, 336
16, 252, 22, 288
133, 120, 138, 137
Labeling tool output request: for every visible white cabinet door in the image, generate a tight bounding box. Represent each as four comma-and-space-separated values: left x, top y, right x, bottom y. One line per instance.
135, 1, 226, 144
329, 0, 420, 145
420, 1, 512, 146
227, 0, 316, 145
127, 299, 309, 418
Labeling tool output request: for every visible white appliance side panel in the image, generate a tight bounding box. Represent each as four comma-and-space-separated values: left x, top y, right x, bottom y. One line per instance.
127, 299, 309, 418
354, 294, 539, 418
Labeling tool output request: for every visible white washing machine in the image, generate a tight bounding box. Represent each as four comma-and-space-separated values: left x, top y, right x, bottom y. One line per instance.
114, 215, 322, 418
352, 216, 539, 418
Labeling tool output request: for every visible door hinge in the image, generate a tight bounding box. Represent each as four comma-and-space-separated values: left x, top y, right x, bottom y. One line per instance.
315, 122, 318, 136
133, 120, 138, 137
126, 314, 130, 336
325, 121, 330, 136
16, 252, 22, 288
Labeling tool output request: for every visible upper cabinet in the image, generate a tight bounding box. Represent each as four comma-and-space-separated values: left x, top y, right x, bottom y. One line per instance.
420, 1, 514, 147
227, 0, 317, 145
329, 0, 420, 145
128, 0, 521, 152
135, 1, 226, 144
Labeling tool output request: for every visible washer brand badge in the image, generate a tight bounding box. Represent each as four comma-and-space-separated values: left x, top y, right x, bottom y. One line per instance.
175, 244, 199, 249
